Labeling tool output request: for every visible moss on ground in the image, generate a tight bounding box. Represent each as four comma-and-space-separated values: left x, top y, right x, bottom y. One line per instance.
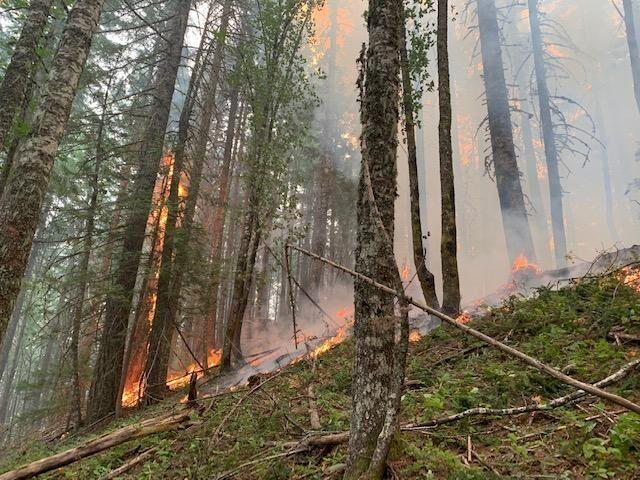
1, 272, 639, 479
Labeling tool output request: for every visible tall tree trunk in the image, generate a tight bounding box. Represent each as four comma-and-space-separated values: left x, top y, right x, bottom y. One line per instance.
437, 0, 461, 314
592, 88, 619, 242
346, 0, 408, 477
399, 15, 439, 308
0, 294, 29, 427
527, 0, 567, 268
0, 0, 105, 348
307, 154, 331, 295
0, 0, 53, 152
0, 225, 45, 384
87, 0, 191, 422
623, 0, 640, 115
477, 0, 536, 264
205, 89, 241, 363
69, 84, 109, 427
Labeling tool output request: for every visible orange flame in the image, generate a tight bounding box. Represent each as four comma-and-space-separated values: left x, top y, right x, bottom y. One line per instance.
621, 267, 640, 294
409, 330, 422, 342
511, 254, 542, 274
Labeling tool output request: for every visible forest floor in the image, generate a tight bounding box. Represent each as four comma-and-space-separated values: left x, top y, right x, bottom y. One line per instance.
1, 270, 639, 479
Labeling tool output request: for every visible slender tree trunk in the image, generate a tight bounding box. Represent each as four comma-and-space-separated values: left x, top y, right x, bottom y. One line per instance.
437, 0, 461, 314
220, 201, 261, 371
87, 0, 191, 422
0, 0, 105, 348
0, 297, 29, 427
0, 0, 53, 152
519, 87, 549, 258
623, 0, 640, 115
399, 15, 439, 308
205, 89, 241, 362
477, 0, 536, 264
527, 0, 567, 268
69, 85, 109, 427
590, 91, 619, 242
308, 153, 331, 295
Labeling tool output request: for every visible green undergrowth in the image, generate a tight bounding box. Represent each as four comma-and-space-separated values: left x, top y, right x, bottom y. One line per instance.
1, 272, 639, 479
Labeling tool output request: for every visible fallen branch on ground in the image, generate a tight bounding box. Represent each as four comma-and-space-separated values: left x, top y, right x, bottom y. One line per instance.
404, 358, 639, 429
307, 355, 322, 430
608, 330, 640, 343
289, 245, 640, 415
215, 448, 308, 480
0, 410, 193, 480
99, 447, 157, 480
212, 370, 284, 441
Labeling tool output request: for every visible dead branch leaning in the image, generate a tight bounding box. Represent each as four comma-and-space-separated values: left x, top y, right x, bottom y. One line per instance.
288, 244, 640, 416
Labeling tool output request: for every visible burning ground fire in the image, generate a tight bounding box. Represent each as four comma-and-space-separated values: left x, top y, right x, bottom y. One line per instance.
123, 253, 639, 408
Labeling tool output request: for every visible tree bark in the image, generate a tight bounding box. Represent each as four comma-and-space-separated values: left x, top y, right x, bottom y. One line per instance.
0, 0, 105, 349
220, 202, 261, 371
345, 0, 404, 475
477, 0, 536, 265
527, 0, 567, 268
0, 0, 53, 152
87, 0, 191, 422
437, 0, 461, 314
399, 16, 439, 308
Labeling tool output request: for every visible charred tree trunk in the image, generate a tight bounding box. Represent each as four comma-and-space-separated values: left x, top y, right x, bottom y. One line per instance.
0, 0, 53, 152
0, 0, 105, 348
477, 0, 536, 264
527, 0, 567, 268
399, 15, 439, 308
623, 0, 640, 115
437, 0, 461, 314
87, 0, 191, 422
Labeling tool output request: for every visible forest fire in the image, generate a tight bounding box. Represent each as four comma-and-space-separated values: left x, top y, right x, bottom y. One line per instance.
511, 254, 542, 275
121, 348, 222, 407
621, 266, 640, 294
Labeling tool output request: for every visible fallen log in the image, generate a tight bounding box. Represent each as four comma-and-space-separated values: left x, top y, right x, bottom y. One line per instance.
0, 410, 192, 480
289, 245, 640, 415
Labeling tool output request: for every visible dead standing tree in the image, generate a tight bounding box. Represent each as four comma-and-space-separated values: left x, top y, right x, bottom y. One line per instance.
477, 0, 537, 264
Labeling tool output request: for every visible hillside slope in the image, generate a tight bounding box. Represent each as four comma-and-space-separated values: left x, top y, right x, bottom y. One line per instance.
1, 270, 639, 479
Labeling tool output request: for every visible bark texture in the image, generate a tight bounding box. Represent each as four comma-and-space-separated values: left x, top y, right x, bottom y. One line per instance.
0, 0, 105, 347
87, 0, 191, 421
0, 0, 53, 152
346, 0, 406, 477
477, 0, 536, 264
437, 0, 461, 314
